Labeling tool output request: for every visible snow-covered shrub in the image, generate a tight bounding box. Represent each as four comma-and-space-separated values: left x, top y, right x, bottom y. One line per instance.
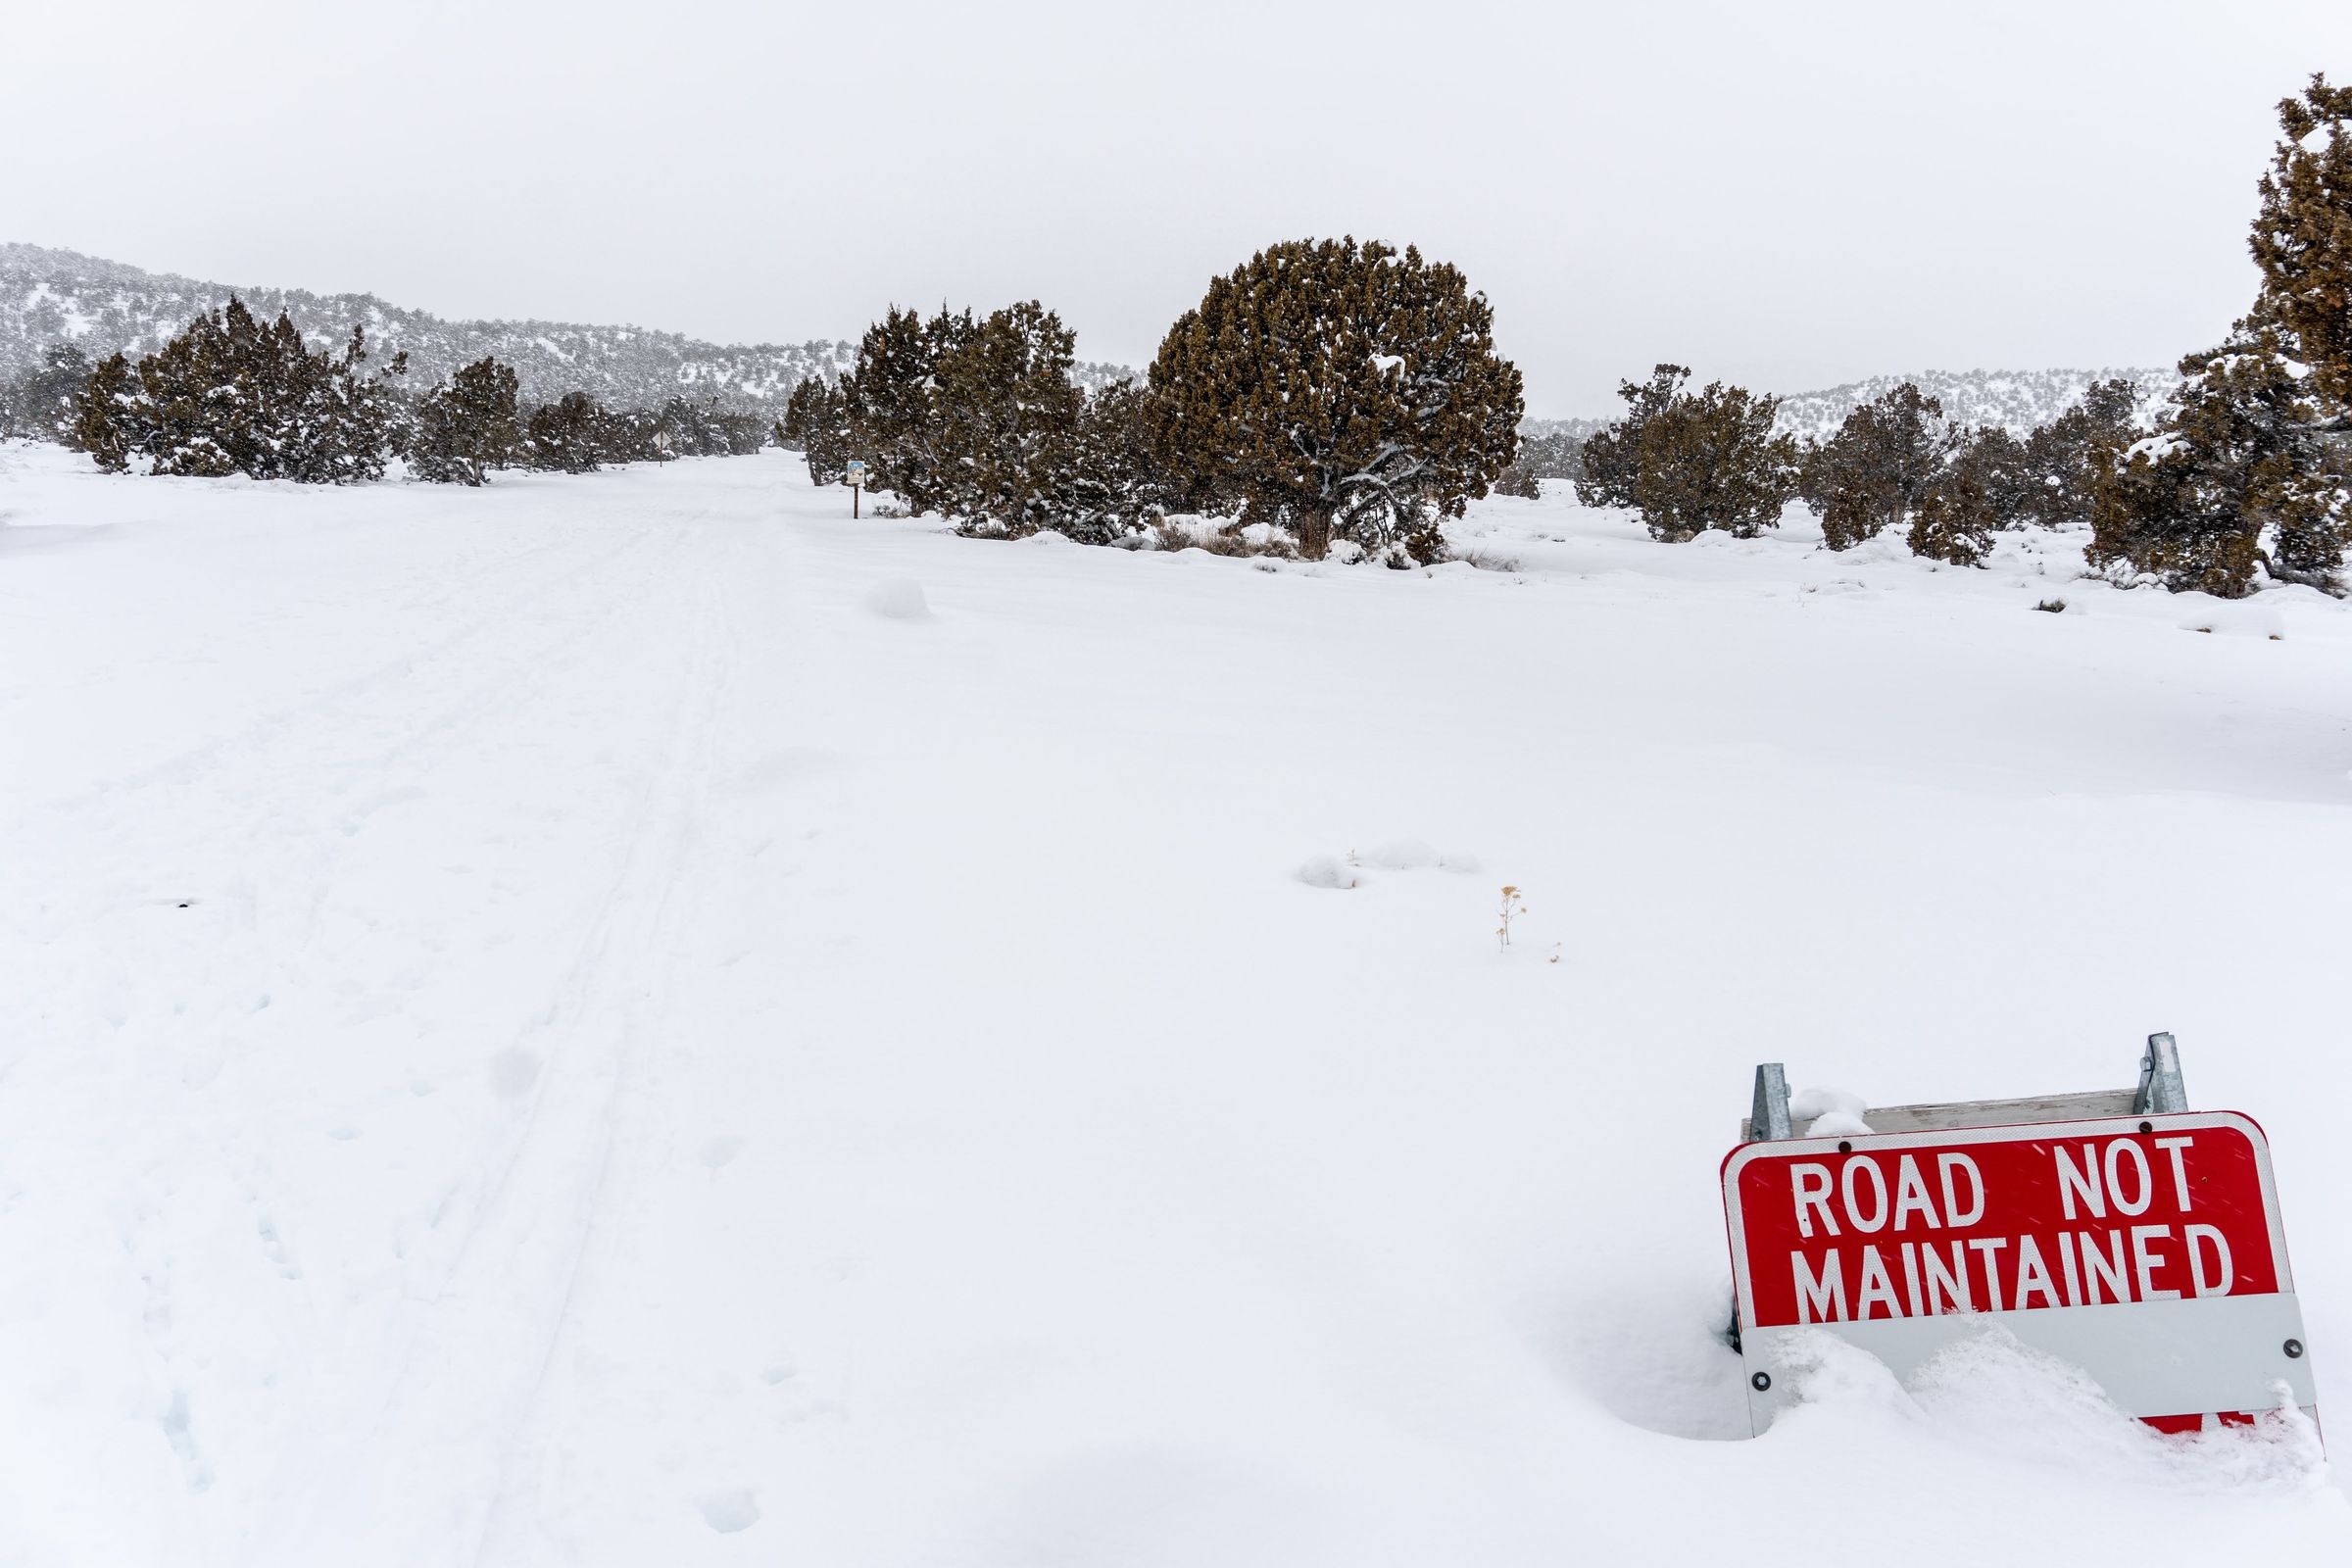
1145, 237, 1522, 564
0, 344, 91, 445
2087, 312, 2347, 597
410, 357, 521, 485
1799, 383, 1956, 552
521, 392, 604, 474
1628, 379, 1799, 542
74, 297, 408, 483
1576, 365, 1686, 510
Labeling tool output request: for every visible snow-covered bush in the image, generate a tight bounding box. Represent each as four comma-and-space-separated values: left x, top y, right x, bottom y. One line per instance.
74, 297, 408, 483
1144, 237, 1522, 564
410, 357, 521, 486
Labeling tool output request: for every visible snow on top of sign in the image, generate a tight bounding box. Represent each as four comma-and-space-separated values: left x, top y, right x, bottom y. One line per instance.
1805, 1109, 1875, 1137
1791, 1085, 1866, 1122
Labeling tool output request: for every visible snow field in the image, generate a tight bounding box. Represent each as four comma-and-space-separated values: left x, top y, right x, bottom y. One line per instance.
1, 441, 2347, 1564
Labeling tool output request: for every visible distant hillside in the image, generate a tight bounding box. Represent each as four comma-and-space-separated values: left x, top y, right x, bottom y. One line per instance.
1532, 368, 2180, 447
0, 244, 1133, 415
1767, 368, 2178, 441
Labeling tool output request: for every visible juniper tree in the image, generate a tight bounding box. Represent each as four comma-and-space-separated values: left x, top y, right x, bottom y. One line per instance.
1909, 428, 2031, 566
1033, 379, 1166, 544
411, 356, 520, 484
292, 325, 408, 483
719, 412, 768, 455
2084, 77, 2352, 596
2018, 379, 2138, 528
781, 375, 853, 485
2089, 307, 2349, 595
1626, 381, 1797, 541
69, 297, 405, 482
651, 396, 739, 458
840, 306, 974, 514
2249, 74, 2352, 413
595, 406, 664, 466
524, 392, 604, 473
73, 352, 141, 470
932, 300, 1085, 533
1800, 383, 1956, 550
779, 376, 827, 448
1146, 237, 1522, 563
1577, 366, 1689, 509
2, 344, 93, 443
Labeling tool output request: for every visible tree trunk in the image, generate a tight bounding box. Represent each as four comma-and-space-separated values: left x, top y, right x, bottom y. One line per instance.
1298, 508, 1333, 560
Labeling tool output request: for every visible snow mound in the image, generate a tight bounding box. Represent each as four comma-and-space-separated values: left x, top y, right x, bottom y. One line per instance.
1774, 1323, 2327, 1495
1363, 839, 1438, 869
697, 1489, 761, 1533
1296, 855, 1360, 890
863, 578, 933, 620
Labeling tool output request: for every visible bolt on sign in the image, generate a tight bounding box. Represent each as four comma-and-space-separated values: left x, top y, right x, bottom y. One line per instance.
1722, 1043, 2316, 1437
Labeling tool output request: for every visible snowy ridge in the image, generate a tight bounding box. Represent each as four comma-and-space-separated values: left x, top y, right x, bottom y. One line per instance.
1530, 368, 2180, 446
1768, 368, 2180, 440
0, 244, 1133, 413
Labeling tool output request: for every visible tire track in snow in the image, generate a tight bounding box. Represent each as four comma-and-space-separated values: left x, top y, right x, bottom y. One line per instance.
26, 524, 664, 818
0, 512, 715, 1566
241, 517, 743, 1568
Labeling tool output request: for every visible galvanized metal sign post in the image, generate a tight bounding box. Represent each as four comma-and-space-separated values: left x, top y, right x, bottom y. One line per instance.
1722, 1036, 2317, 1435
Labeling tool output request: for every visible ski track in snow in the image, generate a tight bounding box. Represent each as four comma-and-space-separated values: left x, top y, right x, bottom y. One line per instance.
0, 446, 2347, 1565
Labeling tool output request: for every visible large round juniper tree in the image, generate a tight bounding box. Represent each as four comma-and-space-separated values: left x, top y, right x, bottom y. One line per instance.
2249, 74, 2352, 411
1147, 238, 1522, 563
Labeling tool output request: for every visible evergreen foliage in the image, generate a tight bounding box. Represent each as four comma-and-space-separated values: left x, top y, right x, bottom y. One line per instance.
69, 298, 408, 482
523, 392, 606, 474
840, 306, 974, 515
410, 356, 521, 485
1, 344, 93, 443
2088, 308, 2349, 596
2016, 378, 2138, 528
644, 397, 766, 459
1576, 366, 1688, 510
74, 353, 139, 471
1145, 237, 1522, 564
1800, 383, 1957, 551
2249, 74, 2352, 411
2086, 81, 2352, 596
932, 301, 1086, 534
1909, 428, 2030, 566
1626, 380, 1797, 541
780, 375, 853, 486
1028, 379, 1166, 545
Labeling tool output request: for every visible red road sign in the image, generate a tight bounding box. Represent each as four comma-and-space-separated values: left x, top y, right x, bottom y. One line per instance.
1722, 1112, 2315, 1435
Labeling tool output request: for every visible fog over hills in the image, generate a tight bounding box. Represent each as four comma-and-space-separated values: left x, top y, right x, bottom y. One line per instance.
0, 244, 1131, 414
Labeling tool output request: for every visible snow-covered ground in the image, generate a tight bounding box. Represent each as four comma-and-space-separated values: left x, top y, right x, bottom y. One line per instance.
2, 440, 2347, 1565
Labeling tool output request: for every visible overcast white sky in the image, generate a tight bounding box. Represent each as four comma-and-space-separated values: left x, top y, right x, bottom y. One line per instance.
5, 0, 2344, 415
